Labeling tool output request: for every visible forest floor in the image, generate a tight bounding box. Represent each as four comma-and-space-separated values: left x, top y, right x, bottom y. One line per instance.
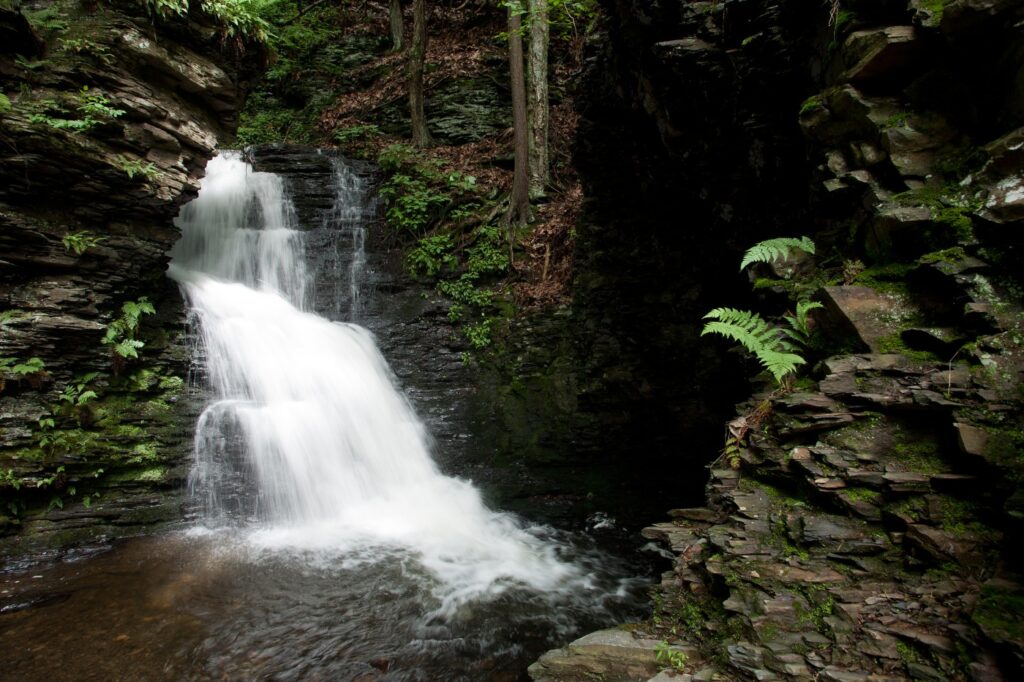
239, 0, 592, 309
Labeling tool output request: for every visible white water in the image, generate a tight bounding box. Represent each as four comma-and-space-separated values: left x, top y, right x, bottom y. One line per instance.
168, 152, 589, 615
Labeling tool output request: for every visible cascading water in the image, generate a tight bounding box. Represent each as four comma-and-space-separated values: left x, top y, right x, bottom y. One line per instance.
0, 150, 648, 681
168, 151, 640, 630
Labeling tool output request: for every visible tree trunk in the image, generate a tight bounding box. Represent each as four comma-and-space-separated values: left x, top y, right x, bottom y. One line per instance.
409, 0, 432, 147
526, 0, 549, 199
389, 0, 403, 52
506, 1, 530, 230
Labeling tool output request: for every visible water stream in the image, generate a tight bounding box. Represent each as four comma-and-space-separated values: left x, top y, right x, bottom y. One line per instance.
0, 151, 648, 680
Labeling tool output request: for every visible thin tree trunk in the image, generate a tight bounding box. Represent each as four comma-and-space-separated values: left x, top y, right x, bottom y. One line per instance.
506, 1, 530, 231
526, 0, 549, 199
389, 0, 403, 51
409, 0, 432, 147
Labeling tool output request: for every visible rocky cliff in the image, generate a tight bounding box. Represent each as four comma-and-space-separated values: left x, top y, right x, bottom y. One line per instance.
531, 0, 1024, 679
0, 0, 262, 554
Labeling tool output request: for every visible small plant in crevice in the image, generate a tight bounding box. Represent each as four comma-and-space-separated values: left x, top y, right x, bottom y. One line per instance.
58, 37, 115, 65
62, 230, 106, 255
115, 155, 158, 181
703, 237, 821, 386
28, 86, 125, 133
58, 372, 101, 426
702, 307, 810, 385
654, 640, 688, 671
102, 297, 156, 371
0, 356, 48, 392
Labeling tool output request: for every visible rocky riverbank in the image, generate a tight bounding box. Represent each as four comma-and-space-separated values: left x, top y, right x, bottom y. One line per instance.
530, 0, 1024, 678
0, 0, 263, 554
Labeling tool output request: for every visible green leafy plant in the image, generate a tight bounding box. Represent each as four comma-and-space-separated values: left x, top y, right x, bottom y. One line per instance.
24, 5, 68, 33
102, 297, 156, 363
407, 234, 458, 278
62, 230, 106, 255
739, 235, 815, 271
29, 87, 125, 132
0, 93, 10, 115
115, 155, 158, 180
14, 55, 50, 72
703, 237, 820, 385
379, 173, 450, 234
0, 356, 47, 392
463, 319, 493, 350
779, 301, 825, 348
654, 641, 688, 671
59, 372, 100, 411
702, 308, 808, 384
333, 123, 381, 145
58, 37, 114, 65
200, 0, 271, 41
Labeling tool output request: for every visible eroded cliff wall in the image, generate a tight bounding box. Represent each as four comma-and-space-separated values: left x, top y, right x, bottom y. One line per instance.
0, 0, 262, 553
532, 0, 1024, 679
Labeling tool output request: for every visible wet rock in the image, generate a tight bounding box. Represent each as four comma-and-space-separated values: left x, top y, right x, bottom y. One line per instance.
955, 423, 990, 460
976, 127, 1024, 224
839, 26, 923, 85
819, 287, 905, 353
528, 629, 696, 682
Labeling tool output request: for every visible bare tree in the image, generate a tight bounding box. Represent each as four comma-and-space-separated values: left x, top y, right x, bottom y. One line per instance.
409, 0, 433, 147
526, 0, 549, 198
506, 0, 531, 229
389, 0, 404, 51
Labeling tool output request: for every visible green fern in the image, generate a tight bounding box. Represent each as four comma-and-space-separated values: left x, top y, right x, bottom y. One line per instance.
102, 297, 156, 361
779, 300, 824, 348
701, 308, 806, 383
739, 236, 815, 271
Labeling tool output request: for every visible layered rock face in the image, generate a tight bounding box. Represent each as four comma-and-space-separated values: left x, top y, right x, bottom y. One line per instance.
533, 0, 1024, 679
564, 0, 820, 473
0, 0, 262, 553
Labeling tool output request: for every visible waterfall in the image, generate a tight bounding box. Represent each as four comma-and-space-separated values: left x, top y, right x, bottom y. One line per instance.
167, 152, 586, 615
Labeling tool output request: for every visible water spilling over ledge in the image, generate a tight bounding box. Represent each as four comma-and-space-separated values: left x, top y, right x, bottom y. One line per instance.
0, 149, 641, 677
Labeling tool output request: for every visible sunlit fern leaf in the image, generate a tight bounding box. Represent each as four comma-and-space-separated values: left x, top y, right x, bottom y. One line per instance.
701, 308, 805, 383
753, 348, 807, 383
702, 308, 780, 350
739, 236, 815, 271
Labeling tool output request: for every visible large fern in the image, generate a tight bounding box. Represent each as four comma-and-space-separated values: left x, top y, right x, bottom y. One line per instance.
701, 308, 807, 383
739, 236, 815, 271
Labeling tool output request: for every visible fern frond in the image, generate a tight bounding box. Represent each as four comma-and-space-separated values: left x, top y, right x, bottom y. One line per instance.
795, 300, 824, 329
754, 348, 807, 383
780, 300, 825, 348
739, 236, 815, 271
701, 308, 781, 352
703, 308, 806, 383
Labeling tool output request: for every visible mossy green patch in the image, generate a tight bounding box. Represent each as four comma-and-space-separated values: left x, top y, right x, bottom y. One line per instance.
876, 333, 941, 363
842, 488, 882, 504
972, 585, 1024, 641
918, 247, 967, 266
134, 466, 167, 483
853, 263, 913, 295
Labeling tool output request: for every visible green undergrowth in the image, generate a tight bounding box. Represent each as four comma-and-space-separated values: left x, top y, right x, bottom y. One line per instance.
377, 143, 513, 355
235, 2, 386, 145
0, 364, 186, 524
649, 586, 750, 669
